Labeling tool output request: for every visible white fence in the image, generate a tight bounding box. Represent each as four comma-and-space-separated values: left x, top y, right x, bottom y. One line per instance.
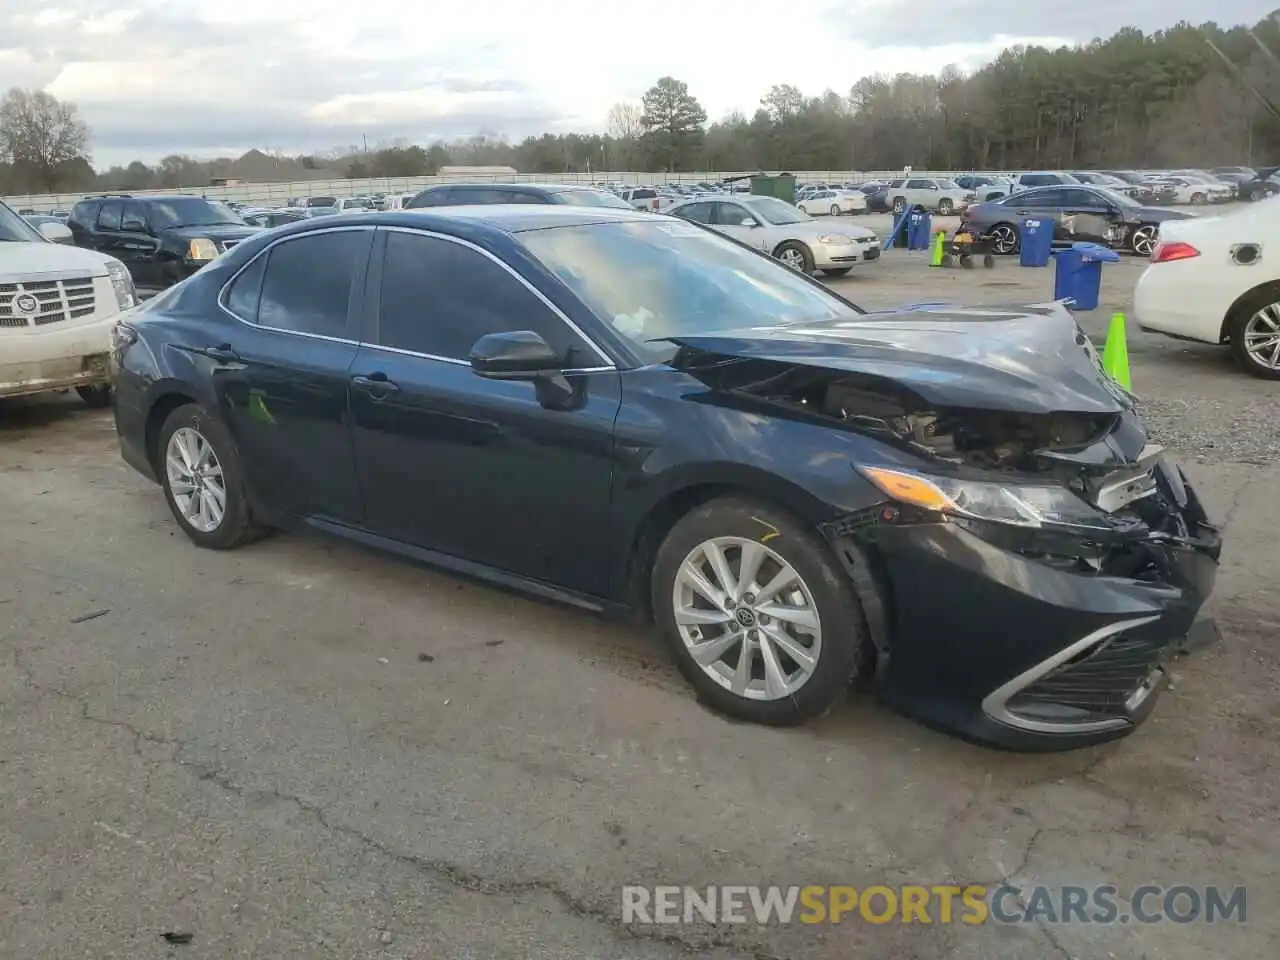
1, 170, 962, 212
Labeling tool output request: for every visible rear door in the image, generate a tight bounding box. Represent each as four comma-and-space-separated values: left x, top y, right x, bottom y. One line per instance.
211, 226, 372, 524
347, 227, 621, 596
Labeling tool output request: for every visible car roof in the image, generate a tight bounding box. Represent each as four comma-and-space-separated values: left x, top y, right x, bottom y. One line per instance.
416, 182, 604, 195
272, 205, 658, 236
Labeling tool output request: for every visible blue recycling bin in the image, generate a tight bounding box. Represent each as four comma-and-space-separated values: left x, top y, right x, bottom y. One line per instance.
907, 208, 932, 250
1018, 216, 1054, 267
1051, 242, 1122, 311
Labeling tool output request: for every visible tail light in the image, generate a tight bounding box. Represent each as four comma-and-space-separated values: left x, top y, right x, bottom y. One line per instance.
1150, 241, 1199, 263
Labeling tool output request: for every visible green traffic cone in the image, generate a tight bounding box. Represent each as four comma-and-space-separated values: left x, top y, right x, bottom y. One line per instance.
1101, 312, 1131, 390
930, 230, 945, 267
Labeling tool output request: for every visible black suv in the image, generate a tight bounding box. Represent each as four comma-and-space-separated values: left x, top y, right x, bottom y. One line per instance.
405, 182, 632, 210
68, 194, 261, 288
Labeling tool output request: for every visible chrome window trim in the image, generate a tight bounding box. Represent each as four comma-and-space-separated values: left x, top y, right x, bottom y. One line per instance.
980, 616, 1161, 735
215, 223, 617, 374
216, 224, 373, 346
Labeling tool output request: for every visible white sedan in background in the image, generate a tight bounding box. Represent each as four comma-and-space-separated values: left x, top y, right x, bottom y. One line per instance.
796, 189, 867, 216
1134, 196, 1280, 379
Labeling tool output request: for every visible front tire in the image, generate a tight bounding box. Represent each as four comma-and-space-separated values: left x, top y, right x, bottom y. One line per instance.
892, 197, 905, 215
774, 241, 815, 274
1190, 192, 1206, 205
157, 403, 266, 549
651, 497, 868, 726
76, 384, 112, 408
829, 204, 841, 217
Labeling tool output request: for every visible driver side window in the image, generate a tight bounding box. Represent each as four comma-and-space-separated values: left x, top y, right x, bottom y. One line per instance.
711, 203, 754, 226
375, 231, 592, 363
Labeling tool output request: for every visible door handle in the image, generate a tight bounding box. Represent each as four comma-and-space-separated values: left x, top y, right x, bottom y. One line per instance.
351, 373, 400, 397
202, 343, 240, 363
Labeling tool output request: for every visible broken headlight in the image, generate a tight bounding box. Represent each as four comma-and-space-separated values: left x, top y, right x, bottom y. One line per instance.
859, 466, 1112, 532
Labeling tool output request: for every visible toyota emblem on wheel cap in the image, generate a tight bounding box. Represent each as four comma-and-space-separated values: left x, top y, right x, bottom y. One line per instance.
13, 293, 39, 314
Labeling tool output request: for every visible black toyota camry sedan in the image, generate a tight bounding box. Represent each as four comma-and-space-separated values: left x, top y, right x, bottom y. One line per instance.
108, 206, 1221, 750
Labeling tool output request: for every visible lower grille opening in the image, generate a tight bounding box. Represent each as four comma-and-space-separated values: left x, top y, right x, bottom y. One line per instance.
1007, 631, 1168, 722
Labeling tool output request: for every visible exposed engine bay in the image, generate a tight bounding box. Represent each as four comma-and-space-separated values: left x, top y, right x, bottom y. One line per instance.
675, 354, 1118, 473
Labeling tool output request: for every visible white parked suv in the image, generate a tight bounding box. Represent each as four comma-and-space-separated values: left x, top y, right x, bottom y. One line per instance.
886, 177, 975, 215
1, 199, 138, 406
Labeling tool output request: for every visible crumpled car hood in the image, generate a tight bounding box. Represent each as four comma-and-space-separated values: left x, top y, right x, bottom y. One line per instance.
667, 301, 1130, 416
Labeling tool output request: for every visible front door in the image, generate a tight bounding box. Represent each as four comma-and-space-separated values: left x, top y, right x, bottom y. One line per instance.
709, 201, 768, 250
210, 226, 373, 524
1057, 188, 1118, 246
348, 228, 621, 597
116, 201, 162, 287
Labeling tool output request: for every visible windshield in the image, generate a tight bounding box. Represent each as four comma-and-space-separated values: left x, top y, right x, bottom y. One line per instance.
519, 219, 861, 363
149, 198, 245, 228
742, 197, 810, 225
553, 189, 634, 210
0, 200, 46, 242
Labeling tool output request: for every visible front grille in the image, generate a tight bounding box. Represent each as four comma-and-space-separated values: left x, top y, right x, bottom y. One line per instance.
0, 277, 97, 328
1007, 631, 1169, 721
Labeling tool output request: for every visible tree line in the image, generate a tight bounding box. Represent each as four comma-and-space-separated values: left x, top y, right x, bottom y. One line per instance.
2, 13, 1278, 196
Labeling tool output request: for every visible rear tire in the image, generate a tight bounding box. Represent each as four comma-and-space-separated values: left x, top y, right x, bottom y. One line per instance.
989, 222, 1019, 255
157, 403, 268, 549
651, 497, 868, 726
829, 204, 841, 217
938, 198, 954, 215
1191, 192, 1206, 205
76, 384, 112, 408
1226, 286, 1280, 380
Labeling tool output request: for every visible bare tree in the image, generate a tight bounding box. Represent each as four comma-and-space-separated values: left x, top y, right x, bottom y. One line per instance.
606, 102, 644, 140
0, 88, 91, 191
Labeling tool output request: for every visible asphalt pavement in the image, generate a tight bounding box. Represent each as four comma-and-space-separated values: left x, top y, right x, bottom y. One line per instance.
1, 241, 1276, 960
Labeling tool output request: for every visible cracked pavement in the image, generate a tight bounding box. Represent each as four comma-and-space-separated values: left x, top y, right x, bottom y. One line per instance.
2, 254, 1276, 959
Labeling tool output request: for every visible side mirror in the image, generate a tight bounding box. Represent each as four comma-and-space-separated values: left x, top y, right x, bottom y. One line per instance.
740, 217, 757, 227
469, 330, 562, 380
38, 221, 73, 244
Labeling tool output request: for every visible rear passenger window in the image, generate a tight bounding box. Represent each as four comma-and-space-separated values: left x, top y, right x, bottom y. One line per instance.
256, 230, 368, 338
406, 188, 453, 208
450, 188, 513, 204
223, 253, 267, 322
97, 201, 123, 231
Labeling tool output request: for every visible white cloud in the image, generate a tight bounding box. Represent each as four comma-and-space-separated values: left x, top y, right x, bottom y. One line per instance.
0, 0, 1268, 168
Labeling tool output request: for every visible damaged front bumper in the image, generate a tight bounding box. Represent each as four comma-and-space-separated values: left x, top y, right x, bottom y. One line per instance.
824, 458, 1220, 752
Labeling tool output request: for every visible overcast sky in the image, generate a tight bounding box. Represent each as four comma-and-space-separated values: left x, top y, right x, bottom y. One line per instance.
0, 1, 1268, 168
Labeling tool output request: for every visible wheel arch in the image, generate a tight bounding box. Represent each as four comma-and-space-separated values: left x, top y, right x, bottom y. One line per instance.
1220, 278, 1280, 343
144, 388, 200, 475
619, 468, 835, 621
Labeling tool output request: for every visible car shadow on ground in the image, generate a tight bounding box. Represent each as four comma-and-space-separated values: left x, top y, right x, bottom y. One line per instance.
0, 394, 87, 433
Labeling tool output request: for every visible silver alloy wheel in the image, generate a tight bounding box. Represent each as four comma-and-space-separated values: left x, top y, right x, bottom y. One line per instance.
1243, 302, 1280, 371
165, 426, 227, 533
778, 246, 806, 270
990, 224, 1018, 254
1130, 226, 1157, 256
829, 204, 841, 216
671, 536, 823, 701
